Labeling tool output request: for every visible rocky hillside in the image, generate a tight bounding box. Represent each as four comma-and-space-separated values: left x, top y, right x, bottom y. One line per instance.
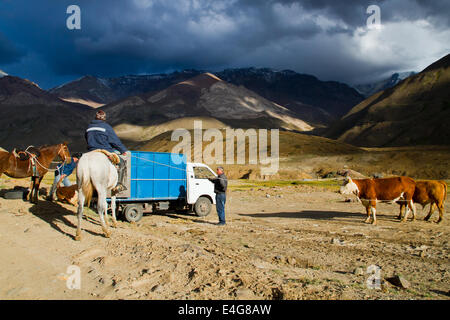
217, 68, 364, 125
0, 76, 93, 151
326, 54, 450, 147
50, 70, 203, 108
102, 73, 314, 143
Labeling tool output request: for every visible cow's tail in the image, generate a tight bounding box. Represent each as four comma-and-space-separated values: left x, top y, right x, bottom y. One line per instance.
441, 181, 448, 201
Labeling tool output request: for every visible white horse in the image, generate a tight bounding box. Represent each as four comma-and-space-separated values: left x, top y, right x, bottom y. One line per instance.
75, 151, 118, 240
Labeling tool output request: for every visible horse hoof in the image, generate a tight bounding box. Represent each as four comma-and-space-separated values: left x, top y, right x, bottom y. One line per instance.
75, 235, 81, 241
104, 231, 111, 238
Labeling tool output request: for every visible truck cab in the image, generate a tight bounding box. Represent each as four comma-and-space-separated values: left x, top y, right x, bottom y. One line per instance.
186, 162, 217, 216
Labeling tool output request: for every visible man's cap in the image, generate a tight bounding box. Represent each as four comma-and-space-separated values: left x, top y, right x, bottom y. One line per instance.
95, 110, 106, 120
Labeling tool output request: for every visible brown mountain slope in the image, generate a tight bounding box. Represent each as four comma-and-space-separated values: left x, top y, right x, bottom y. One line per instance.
326, 54, 450, 147
131, 129, 450, 180
102, 73, 314, 137
0, 76, 93, 151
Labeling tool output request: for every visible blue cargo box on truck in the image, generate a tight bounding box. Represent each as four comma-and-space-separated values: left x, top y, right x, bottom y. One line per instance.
108, 151, 217, 222
124, 151, 187, 202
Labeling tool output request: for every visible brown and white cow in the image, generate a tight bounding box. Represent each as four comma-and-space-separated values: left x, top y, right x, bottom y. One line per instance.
340, 176, 416, 225
398, 180, 447, 223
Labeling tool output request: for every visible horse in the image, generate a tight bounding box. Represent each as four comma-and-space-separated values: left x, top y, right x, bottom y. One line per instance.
75, 151, 118, 240
0, 143, 71, 203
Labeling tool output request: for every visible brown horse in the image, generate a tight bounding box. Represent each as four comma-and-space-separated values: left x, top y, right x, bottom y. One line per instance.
0, 143, 71, 203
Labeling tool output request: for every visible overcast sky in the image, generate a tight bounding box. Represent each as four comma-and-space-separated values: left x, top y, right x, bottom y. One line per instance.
0, 0, 449, 89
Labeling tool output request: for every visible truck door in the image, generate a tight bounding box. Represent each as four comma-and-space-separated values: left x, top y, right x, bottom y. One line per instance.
187, 165, 216, 204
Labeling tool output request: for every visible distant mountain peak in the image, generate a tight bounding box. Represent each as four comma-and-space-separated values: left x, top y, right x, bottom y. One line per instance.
354, 71, 416, 98
177, 72, 222, 89
0, 69, 8, 78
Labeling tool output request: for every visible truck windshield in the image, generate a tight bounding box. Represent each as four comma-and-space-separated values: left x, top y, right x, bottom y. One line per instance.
193, 167, 215, 179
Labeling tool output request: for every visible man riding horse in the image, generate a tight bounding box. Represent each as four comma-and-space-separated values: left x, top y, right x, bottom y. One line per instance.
85, 110, 128, 193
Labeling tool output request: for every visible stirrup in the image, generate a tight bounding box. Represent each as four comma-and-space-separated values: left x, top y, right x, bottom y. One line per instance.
112, 184, 127, 193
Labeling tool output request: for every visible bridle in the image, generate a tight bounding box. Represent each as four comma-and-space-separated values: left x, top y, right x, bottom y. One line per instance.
24, 143, 68, 172
58, 144, 68, 163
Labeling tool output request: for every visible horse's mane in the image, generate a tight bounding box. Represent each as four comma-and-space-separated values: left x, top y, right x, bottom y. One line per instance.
39, 143, 65, 150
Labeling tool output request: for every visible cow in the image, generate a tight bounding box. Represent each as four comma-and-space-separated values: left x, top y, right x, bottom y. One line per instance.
56, 184, 79, 207
398, 180, 447, 223
340, 176, 416, 225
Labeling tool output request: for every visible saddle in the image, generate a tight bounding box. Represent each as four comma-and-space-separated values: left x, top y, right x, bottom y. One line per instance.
12, 146, 41, 161
93, 149, 120, 165
12, 146, 41, 177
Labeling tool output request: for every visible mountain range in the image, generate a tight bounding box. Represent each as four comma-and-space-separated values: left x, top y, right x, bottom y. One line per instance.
50, 68, 364, 126
0, 54, 448, 153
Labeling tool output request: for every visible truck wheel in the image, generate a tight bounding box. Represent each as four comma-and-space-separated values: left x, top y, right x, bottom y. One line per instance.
194, 197, 212, 217
123, 204, 144, 223
3, 190, 26, 200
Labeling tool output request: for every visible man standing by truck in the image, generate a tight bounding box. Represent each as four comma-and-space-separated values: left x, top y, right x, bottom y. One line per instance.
209, 167, 228, 225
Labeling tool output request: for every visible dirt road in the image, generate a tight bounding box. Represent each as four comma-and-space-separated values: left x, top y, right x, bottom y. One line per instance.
0, 178, 449, 300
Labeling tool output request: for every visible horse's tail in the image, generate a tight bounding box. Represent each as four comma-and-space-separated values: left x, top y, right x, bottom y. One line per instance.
77, 155, 94, 207
82, 179, 94, 207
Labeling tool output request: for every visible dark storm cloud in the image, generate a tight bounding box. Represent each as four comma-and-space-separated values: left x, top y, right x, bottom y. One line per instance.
0, 0, 448, 88
0, 32, 24, 64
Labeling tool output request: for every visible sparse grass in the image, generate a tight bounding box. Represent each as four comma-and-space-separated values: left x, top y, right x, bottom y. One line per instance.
299, 277, 322, 286
272, 269, 284, 275
350, 282, 366, 290
308, 265, 322, 270
229, 179, 341, 191
325, 278, 345, 285
41, 173, 76, 186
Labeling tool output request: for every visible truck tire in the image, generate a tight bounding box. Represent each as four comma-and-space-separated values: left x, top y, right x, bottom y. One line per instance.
3, 190, 26, 200
123, 204, 144, 223
194, 197, 212, 217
